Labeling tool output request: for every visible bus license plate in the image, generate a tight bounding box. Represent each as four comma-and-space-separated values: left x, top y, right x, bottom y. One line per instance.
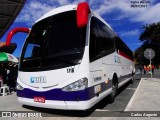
94, 85, 101, 94
34, 97, 45, 103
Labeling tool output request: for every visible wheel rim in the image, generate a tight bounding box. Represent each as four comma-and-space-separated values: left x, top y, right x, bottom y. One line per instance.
112, 84, 116, 96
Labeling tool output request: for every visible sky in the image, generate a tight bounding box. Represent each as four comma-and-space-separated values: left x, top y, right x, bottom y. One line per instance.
1, 0, 160, 57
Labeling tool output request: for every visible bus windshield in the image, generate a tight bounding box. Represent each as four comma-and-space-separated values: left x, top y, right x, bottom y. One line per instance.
19, 11, 86, 71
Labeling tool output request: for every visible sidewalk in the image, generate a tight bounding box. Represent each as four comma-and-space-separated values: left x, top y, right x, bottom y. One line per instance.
125, 78, 160, 111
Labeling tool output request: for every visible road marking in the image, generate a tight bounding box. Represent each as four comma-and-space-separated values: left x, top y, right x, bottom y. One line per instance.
124, 78, 143, 111
126, 88, 136, 90
95, 109, 110, 111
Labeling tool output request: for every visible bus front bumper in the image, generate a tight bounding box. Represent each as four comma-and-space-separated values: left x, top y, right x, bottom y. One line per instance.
17, 97, 91, 110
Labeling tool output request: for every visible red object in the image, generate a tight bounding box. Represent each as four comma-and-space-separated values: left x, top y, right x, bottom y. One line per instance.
77, 2, 90, 28
34, 97, 45, 103
6, 27, 30, 46
152, 65, 155, 69
119, 50, 134, 62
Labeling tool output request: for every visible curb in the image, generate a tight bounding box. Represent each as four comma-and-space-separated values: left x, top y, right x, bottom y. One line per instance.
124, 78, 143, 111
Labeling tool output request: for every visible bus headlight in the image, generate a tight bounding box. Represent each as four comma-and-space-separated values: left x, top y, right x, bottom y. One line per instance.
62, 78, 88, 92
16, 82, 24, 90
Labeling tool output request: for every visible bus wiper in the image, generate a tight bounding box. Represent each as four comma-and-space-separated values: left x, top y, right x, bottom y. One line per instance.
23, 57, 42, 62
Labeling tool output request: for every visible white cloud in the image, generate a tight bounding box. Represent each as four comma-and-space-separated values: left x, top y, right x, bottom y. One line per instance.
72, 0, 86, 4
15, 0, 87, 26
57, 0, 69, 5
16, 1, 55, 26
120, 29, 140, 37
15, 0, 160, 26
90, 0, 160, 24
132, 42, 143, 46
133, 3, 160, 23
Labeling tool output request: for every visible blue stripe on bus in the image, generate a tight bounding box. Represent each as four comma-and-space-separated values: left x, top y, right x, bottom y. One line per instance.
17, 81, 111, 101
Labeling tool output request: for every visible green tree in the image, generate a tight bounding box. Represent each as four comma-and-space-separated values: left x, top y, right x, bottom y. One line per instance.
134, 46, 144, 64
140, 22, 160, 43
135, 22, 160, 66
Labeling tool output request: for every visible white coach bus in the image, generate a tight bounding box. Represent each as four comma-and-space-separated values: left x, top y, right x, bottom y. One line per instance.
14, 2, 135, 110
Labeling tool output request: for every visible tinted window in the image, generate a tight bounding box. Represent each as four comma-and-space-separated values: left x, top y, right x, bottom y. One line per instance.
20, 11, 86, 71
89, 17, 115, 62
115, 37, 133, 60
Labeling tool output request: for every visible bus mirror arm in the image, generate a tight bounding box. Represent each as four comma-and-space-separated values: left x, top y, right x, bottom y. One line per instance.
6, 27, 30, 46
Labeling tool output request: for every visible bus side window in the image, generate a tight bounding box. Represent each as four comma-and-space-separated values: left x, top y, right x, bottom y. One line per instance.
32, 46, 40, 57
89, 18, 99, 61
89, 17, 115, 62
115, 37, 133, 60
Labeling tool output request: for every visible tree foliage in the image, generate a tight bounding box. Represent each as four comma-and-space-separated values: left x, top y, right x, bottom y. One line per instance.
134, 46, 144, 63
135, 22, 160, 66
139, 22, 160, 43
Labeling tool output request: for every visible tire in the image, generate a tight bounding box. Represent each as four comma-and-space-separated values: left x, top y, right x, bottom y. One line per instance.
108, 75, 118, 103
130, 72, 134, 84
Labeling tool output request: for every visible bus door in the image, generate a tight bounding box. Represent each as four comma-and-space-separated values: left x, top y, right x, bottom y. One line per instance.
114, 53, 123, 81
90, 59, 103, 95
102, 52, 116, 81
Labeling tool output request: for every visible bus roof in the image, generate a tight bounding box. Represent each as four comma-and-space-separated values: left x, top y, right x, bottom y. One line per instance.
35, 3, 113, 32
91, 10, 113, 31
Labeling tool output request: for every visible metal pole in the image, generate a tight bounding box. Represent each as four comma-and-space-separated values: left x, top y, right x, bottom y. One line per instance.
150, 53, 152, 80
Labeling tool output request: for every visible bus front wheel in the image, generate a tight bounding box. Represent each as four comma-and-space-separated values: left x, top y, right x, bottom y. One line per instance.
108, 76, 118, 103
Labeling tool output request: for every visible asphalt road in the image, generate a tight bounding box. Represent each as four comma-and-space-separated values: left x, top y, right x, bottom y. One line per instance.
100, 79, 140, 111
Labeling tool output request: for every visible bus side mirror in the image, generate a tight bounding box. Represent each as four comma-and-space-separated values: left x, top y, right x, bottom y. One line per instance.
77, 2, 90, 28
6, 27, 30, 46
